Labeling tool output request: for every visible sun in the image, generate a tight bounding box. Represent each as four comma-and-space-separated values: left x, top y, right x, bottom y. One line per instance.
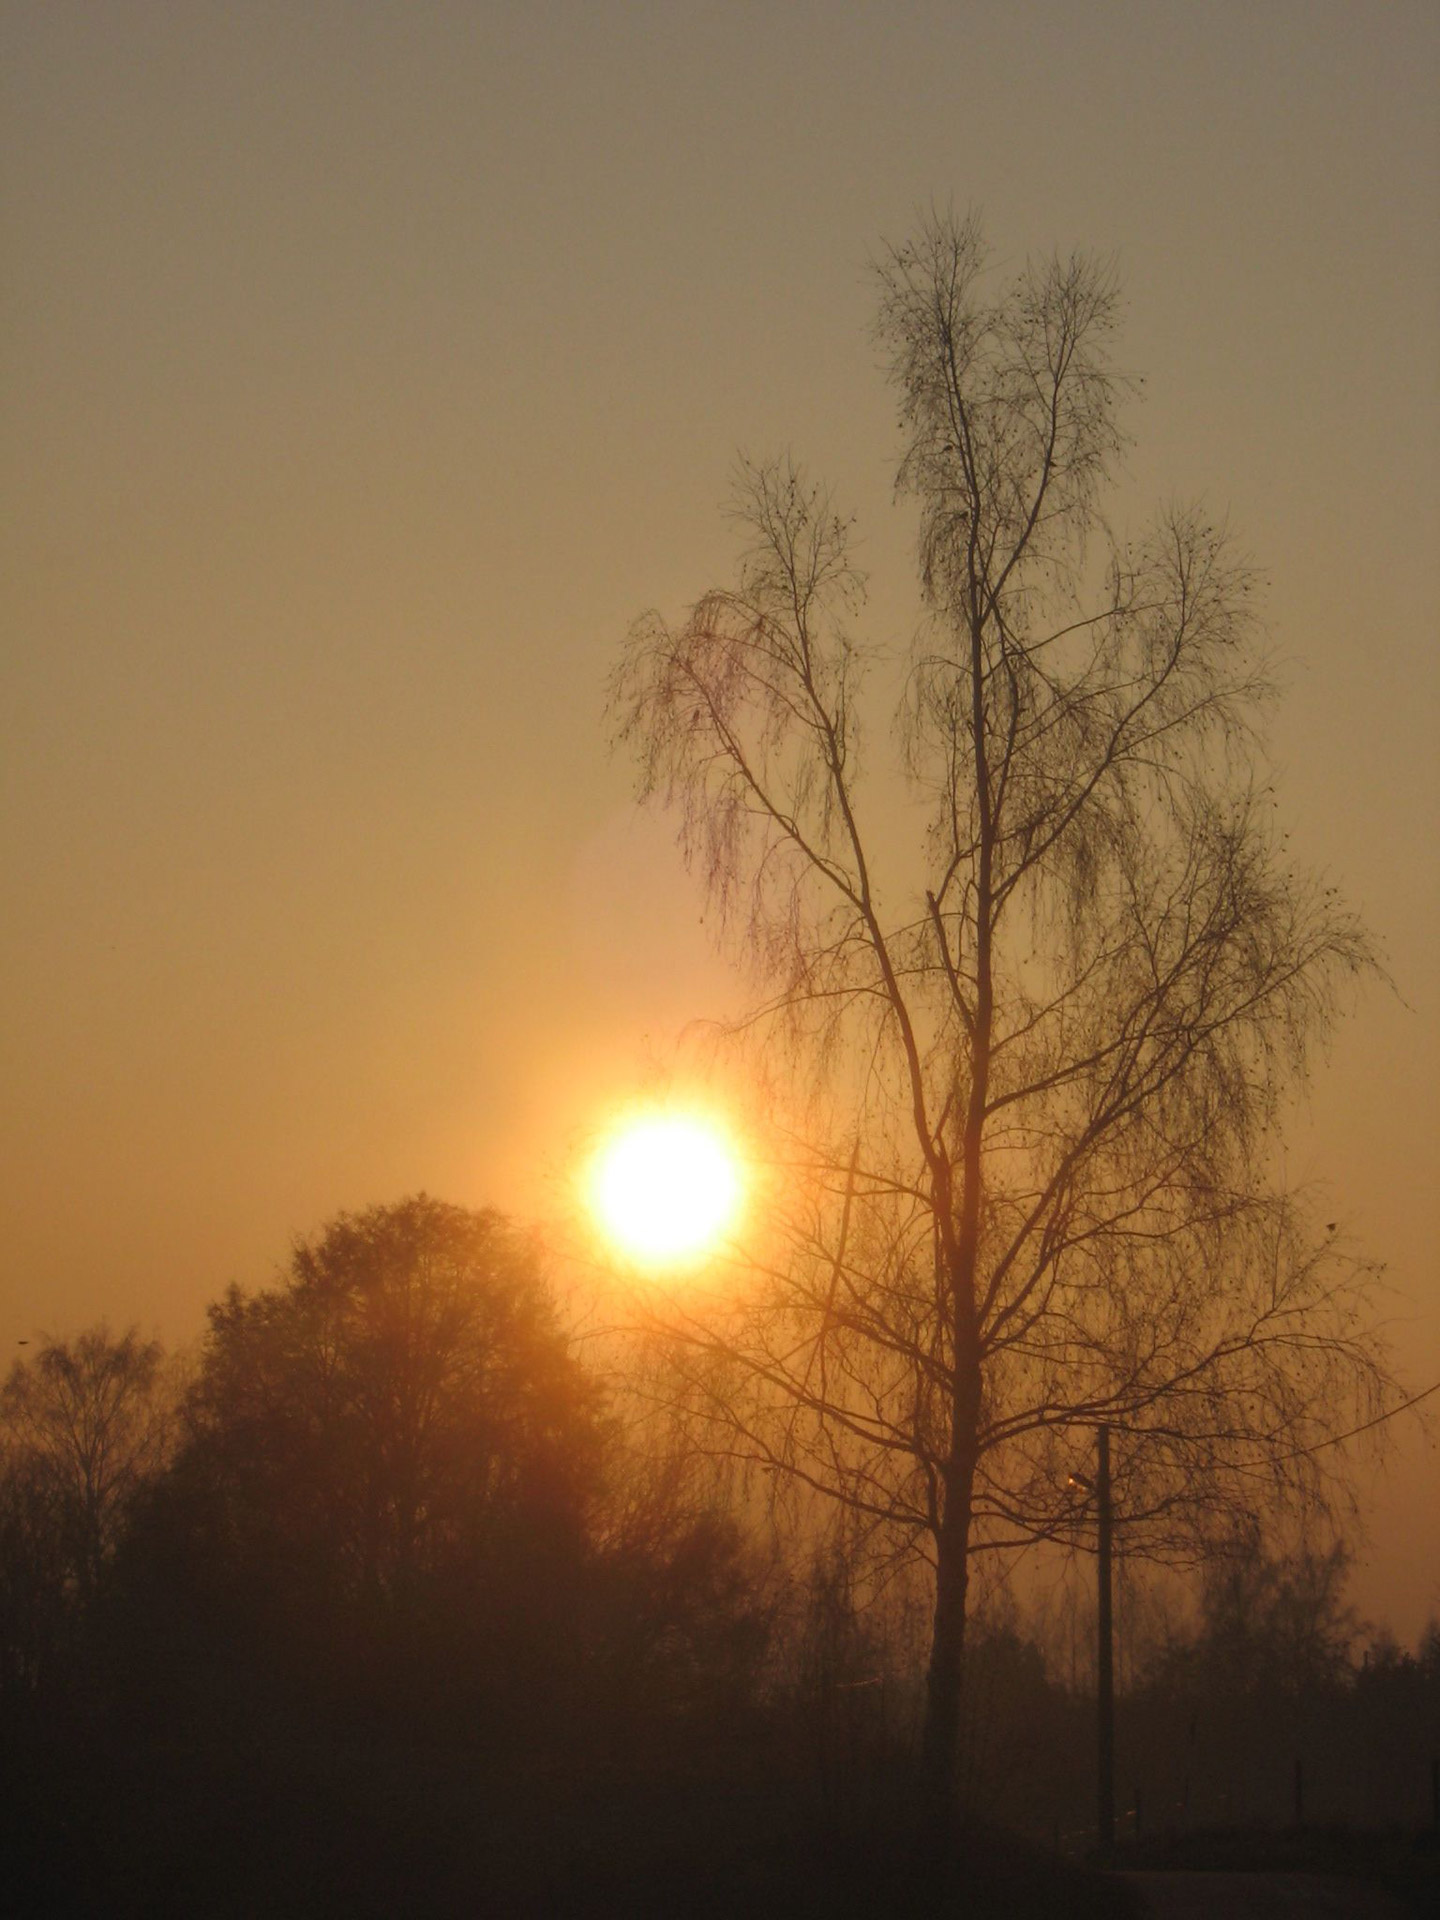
590, 1112, 743, 1267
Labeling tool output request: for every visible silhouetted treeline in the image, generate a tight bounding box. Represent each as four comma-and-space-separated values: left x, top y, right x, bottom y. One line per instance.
1119, 1547, 1440, 1836
2, 1202, 781, 1758
1, 1202, 797, 1914
1, 1198, 1433, 1914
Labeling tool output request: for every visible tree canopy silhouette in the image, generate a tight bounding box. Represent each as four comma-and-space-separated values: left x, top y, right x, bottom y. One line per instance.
611, 208, 1394, 1810
148, 1196, 602, 1729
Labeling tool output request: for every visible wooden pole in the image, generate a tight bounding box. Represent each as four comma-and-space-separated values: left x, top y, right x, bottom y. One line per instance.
1098, 1424, 1114, 1857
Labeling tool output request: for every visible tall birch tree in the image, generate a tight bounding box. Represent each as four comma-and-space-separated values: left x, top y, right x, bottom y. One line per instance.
610, 211, 1391, 1810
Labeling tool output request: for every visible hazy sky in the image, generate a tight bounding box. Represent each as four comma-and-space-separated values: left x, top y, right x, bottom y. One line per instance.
3, 1, 1437, 1639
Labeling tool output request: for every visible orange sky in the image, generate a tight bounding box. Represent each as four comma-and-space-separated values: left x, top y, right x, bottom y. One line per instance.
2, 1, 1437, 1642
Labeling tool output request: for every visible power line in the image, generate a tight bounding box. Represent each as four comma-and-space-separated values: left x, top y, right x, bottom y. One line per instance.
1269, 1377, 1439, 1465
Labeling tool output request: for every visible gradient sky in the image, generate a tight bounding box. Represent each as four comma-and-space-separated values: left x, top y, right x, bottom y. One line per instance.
3, 1, 1437, 1640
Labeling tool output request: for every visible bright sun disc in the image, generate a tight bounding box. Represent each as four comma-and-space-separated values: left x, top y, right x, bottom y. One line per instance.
591, 1114, 742, 1266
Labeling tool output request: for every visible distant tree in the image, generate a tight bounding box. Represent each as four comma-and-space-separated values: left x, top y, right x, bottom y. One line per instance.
1348, 1621, 1440, 1825
108, 1200, 785, 1754
1124, 1540, 1381, 1826
1193, 1538, 1359, 1701
578, 1388, 783, 1743
0, 1327, 174, 1710
179, 1197, 601, 1663
0, 1327, 173, 1608
611, 207, 1396, 1813
0, 1446, 70, 1698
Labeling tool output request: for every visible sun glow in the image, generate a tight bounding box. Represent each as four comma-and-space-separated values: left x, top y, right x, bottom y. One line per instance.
590, 1112, 743, 1267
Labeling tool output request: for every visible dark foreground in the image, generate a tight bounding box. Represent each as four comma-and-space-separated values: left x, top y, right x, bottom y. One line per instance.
1, 1733, 1134, 1919
1116, 1831, 1438, 1920
6, 1735, 1436, 1918
1123, 1871, 1412, 1918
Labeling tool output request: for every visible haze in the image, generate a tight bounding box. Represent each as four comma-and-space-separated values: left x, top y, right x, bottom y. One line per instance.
2, 2, 1436, 1641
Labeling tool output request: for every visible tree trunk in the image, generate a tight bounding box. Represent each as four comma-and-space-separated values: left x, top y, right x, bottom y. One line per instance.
915, 554, 994, 1831
920, 1439, 978, 1829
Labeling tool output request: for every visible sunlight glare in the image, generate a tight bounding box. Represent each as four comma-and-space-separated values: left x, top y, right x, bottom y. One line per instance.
591, 1112, 742, 1267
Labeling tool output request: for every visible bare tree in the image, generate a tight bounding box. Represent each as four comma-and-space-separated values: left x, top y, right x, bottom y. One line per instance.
1, 1326, 175, 1604
610, 210, 1394, 1811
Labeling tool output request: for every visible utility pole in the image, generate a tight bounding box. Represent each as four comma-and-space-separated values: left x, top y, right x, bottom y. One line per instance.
1097, 1423, 1115, 1858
